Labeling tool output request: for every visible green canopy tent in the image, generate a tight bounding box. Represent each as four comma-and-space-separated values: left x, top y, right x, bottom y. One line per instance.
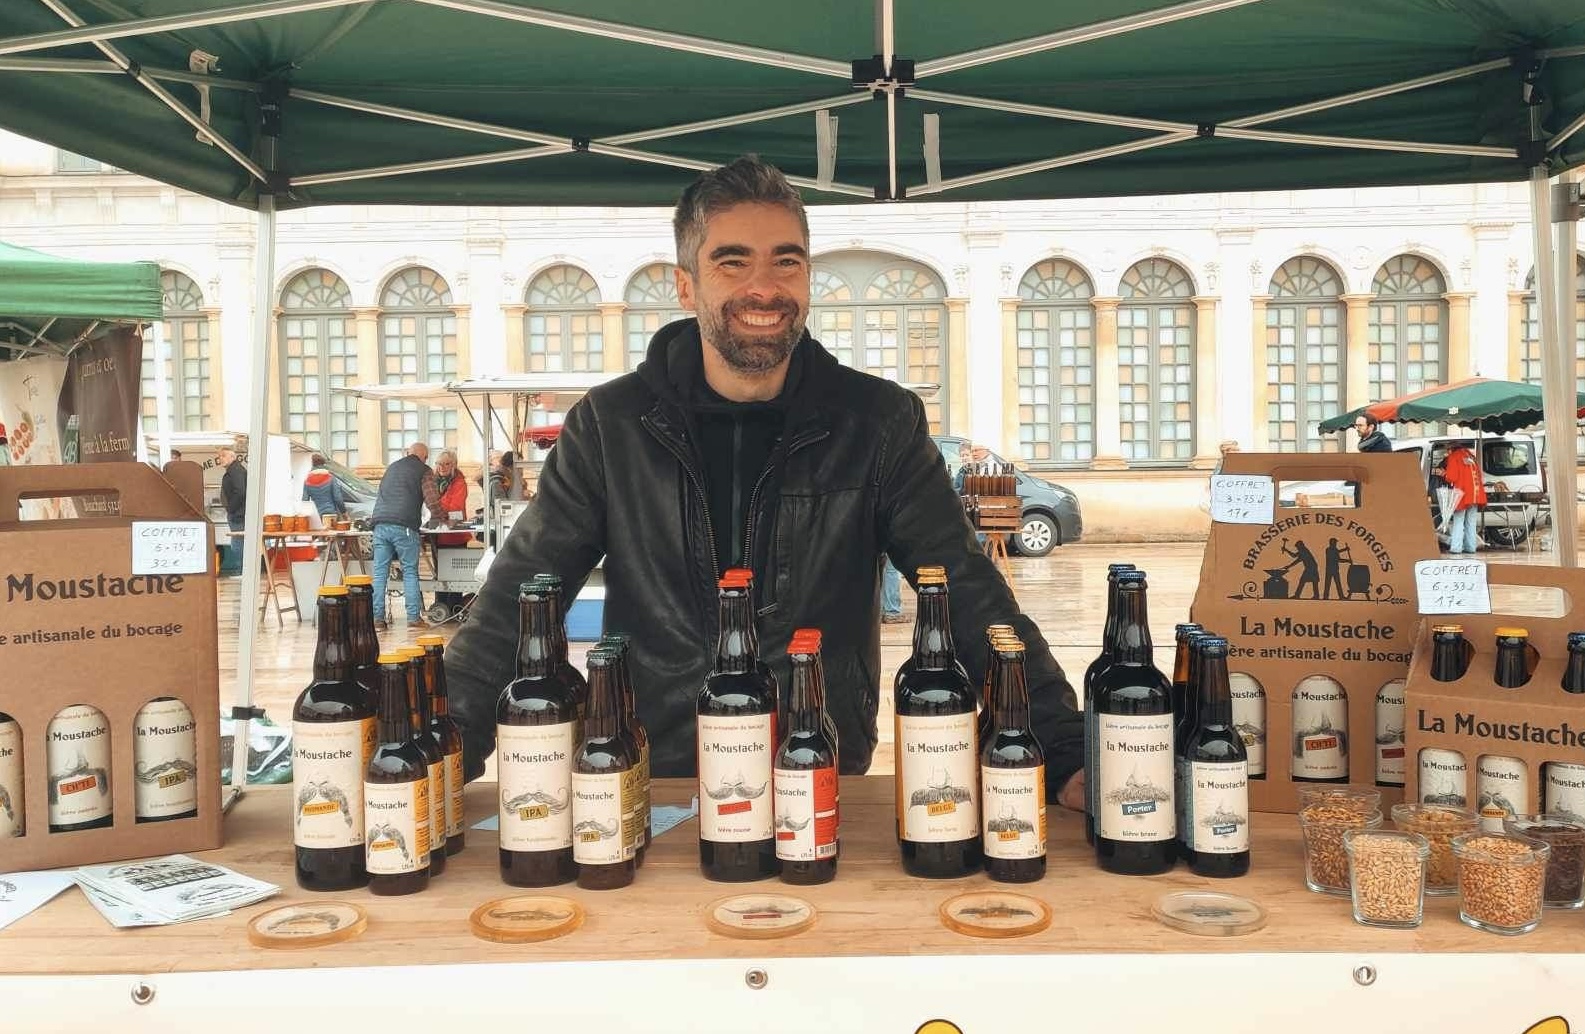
3, 0, 1583, 799
1318, 377, 1585, 436
0, 240, 161, 355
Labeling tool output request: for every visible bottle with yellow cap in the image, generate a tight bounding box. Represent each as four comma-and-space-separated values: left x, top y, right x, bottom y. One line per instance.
399, 646, 446, 878
343, 575, 380, 708
365, 653, 431, 896
418, 634, 466, 855
1494, 628, 1531, 689
895, 565, 981, 878
293, 586, 376, 892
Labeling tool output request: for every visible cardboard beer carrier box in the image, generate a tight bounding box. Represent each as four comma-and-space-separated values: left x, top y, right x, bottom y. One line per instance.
1406, 563, 1585, 822
1190, 452, 1440, 813
0, 462, 222, 870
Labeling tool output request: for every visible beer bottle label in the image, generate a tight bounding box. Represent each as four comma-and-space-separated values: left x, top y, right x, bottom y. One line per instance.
134, 698, 197, 820
1291, 676, 1348, 781
497, 722, 574, 853
1374, 679, 1406, 787
0, 717, 24, 837
47, 704, 112, 828
1229, 673, 1266, 777
697, 713, 775, 843
292, 719, 368, 850
773, 766, 838, 862
1097, 712, 1174, 843
364, 779, 429, 875
445, 749, 465, 838
572, 770, 627, 865
426, 760, 445, 856
620, 764, 640, 859
981, 766, 1046, 860
1546, 762, 1585, 820
1189, 760, 1249, 854
638, 740, 652, 844
1476, 755, 1528, 832
1417, 748, 1469, 807
895, 712, 978, 843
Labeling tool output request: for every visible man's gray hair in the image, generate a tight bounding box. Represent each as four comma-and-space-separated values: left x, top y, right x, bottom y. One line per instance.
673, 155, 809, 276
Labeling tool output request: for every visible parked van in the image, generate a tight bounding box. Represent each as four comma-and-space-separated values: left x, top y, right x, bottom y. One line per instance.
145, 431, 378, 530
1391, 433, 1545, 547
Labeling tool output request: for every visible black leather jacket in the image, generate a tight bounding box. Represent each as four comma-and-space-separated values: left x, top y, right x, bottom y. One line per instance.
446, 321, 1084, 793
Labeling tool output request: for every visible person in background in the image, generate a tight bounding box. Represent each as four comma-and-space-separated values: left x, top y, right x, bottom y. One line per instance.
433, 450, 472, 618
481, 449, 526, 501
301, 453, 348, 521
217, 445, 246, 576
1441, 442, 1486, 554
1213, 439, 1240, 474
880, 557, 905, 623
1354, 415, 1392, 453
371, 441, 444, 631
169, 449, 182, 461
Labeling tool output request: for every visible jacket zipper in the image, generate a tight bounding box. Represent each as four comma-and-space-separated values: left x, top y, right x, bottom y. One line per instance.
742, 428, 831, 594
642, 413, 722, 583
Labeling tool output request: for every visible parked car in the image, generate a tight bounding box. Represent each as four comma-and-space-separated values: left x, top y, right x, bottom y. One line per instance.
930, 435, 1083, 556
1392, 433, 1544, 547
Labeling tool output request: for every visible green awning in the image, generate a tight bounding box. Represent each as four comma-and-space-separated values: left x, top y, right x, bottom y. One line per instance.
1318, 377, 1585, 436
0, 1, 1580, 209
0, 240, 161, 355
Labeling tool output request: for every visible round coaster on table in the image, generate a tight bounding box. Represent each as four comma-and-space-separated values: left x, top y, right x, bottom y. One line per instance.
705, 893, 817, 940
469, 895, 585, 944
247, 901, 368, 949
1151, 891, 1268, 937
938, 891, 1051, 939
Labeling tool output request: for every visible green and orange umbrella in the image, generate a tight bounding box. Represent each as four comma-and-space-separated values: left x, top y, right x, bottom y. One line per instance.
1319, 378, 1585, 437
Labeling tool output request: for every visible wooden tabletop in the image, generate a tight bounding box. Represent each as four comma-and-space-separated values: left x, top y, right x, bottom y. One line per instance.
5, 777, 1581, 975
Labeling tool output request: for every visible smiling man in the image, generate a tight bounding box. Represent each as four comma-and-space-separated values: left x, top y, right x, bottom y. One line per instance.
444, 156, 1084, 810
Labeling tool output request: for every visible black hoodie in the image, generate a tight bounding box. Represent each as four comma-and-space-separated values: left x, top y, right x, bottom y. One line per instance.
1358, 429, 1393, 453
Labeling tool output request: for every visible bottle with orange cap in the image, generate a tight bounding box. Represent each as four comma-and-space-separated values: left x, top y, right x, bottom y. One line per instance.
417, 634, 466, 855
342, 575, 380, 708
698, 568, 779, 882
364, 653, 431, 897
398, 646, 446, 879
775, 629, 839, 885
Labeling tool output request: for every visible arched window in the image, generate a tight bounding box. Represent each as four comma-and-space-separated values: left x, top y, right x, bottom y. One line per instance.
524, 265, 601, 373
141, 270, 211, 433
809, 252, 948, 430
1016, 259, 1094, 463
1266, 257, 1345, 452
278, 268, 358, 465
624, 263, 686, 370
379, 266, 458, 463
1521, 256, 1585, 386
1117, 258, 1195, 461
1369, 255, 1446, 438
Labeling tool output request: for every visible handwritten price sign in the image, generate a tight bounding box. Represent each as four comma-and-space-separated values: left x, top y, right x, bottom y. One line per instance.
131, 521, 209, 576
1209, 475, 1275, 525
1413, 559, 1492, 615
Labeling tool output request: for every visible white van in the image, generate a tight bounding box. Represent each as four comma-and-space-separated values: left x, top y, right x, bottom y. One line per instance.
1391, 433, 1545, 547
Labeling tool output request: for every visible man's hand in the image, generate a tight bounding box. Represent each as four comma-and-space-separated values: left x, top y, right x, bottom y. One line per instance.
1058, 770, 1084, 811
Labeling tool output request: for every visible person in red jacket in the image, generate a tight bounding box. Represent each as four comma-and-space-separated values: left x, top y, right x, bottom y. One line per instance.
1441, 443, 1487, 554
433, 450, 472, 618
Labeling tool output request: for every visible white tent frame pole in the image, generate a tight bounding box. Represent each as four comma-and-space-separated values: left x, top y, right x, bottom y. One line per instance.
1553, 113, 1585, 154
290, 88, 568, 146
0, 0, 365, 55
1554, 168, 1580, 563
585, 141, 873, 197
35, 0, 270, 184
912, 131, 1196, 196
1529, 96, 1576, 567
411, 0, 850, 78
227, 194, 276, 808
1225, 58, 1513, 128
150, 317, 172, 467
0, 55, 262, 91
917, 0, 1265, 77
293, 144, 571, 187
603, 93, 869, 147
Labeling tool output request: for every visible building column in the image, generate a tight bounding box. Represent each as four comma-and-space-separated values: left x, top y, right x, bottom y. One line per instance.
451, 305, 475, 465
217, 235, 254, 433
599, 302, 627, 373
1249, 295, 1270, 449
1445, 291, 1473, 381
352, 307, 382, 467
464, 222, 505, 379
1091, 296, 1124, 469
203, 307, 224, 429
1342, 294, 1373, 410
963, 229, 1007, 450
946, 298, 968, 437
503, 305, 527, 374
1471, 220, 1516, 378
999, 298, 1020, 460
1191, 296, 1219, 468
1507, 291, 1527, 381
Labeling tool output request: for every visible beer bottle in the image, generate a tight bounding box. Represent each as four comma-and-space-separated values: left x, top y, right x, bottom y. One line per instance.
46, 703, 112, 833
365, 655, 431, 897
1429, 625, 1470, 682
574, 649, 636, 890
1563, 632, 1585, 694
1171, 623, 1204, 731
399, 647, 446, 878
722, 569, 779, 718
1417, 748, 1469, 808
1094, 570, 1176, 876
496, 583, 578, 888
895, 565, 981, 879
795, 628, 841, 760
1085, 563, 1136, 846
698, 572, 779, 882
1229, 673, 1267, 781
0, 710, 22, 837
1183, 636, 1250, 878
343, 575, 381, 707
133, 697, 198, 823
292, 586, 375, 891
1291, 675, 1349, 784
418, 635, 466, 855
977, 623, 1016, 748
1494, 628, 1531, 688
1477, 753, 1528, 832
775, 631, 840, 885
597, 633, 646, 867
981, 638, 1046, 884
1174, 631, 1208, 863
1374, 678, 1406, 789
532, 574, 589, 727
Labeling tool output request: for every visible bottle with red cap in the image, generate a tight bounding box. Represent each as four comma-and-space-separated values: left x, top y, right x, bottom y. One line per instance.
775, 630, 839, 885
697, 569, 779, 882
